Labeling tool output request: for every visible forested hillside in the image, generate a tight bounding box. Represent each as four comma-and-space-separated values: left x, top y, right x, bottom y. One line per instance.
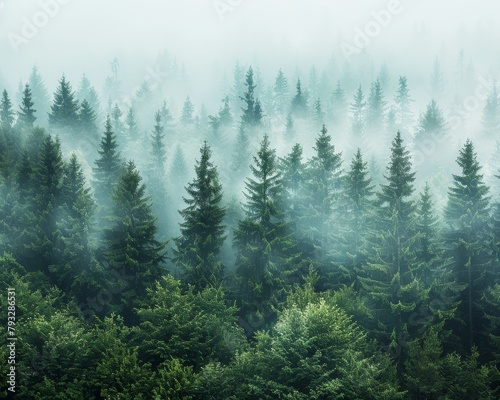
0, 48, 500, 398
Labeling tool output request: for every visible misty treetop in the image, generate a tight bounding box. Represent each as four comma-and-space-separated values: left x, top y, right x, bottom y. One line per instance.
0, 49, 500, 399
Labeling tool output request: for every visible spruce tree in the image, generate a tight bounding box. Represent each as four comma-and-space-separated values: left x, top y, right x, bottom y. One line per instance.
125, 107, 139, 139
240, 67, 262, 128
290, 79, 307, 118
350, 85, 366, 136
358, 132, 427, 375
415, 99, 447, 143
272, 68, 289, 116
28, 65, 50, 126
234, 134, 297, 308
174, 141, 226, 290
111, 103, 124, 140
78, 99, 98, 139
104, 161, 165, 320
300, 125, 343, 265
481, 84, 499, 138
330, 80, 347, 125
170, 144, 188, 187
93, 116, 123, 218
49, 75, 80, 130
394, 76, 414, 134
366, 79, 387, 133
181, 96, 195, 125
444, 140, 492, 351
279, 143, 305, 223
18, 84, 37, 130
218, 96, 233, 127
0, 89, 14, 129
313, 98, 325, 128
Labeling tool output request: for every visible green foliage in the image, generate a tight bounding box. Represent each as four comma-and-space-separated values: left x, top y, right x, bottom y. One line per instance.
18, 84, 37, 131
49, 75, 79, 131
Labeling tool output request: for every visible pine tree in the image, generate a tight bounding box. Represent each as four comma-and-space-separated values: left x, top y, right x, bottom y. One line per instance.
174, 142, 226, 290
78, 99, 98, 139
444, 140, 492, 351
481, 84, 499, 138
290, 79, 307, 118
18, 84, 37, 130
394, 76, 414, 134
272, 68, 289, 116
366, 79, 387, 133
111, 103, 124, 140
350, 85, 366, 136
125, 108, 139, 139
0, 89, 14, 129
313, 98, 325, 128
279, 143, 305, 223
104, 161, 165, 320
93, 116, 123, 218
49, 75, 79, 130
234, 134, 297, 308
181, 96, 195, 125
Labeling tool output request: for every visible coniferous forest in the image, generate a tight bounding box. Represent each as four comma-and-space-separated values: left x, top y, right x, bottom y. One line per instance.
2, 2, 500, 399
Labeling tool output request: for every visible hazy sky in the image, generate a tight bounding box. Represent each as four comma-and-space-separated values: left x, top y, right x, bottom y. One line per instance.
1, 0, 499, 93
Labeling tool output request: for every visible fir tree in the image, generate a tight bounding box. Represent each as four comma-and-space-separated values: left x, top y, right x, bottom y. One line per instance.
170, 144, 188, 187
415, 99, 447, 143
330, 80, 347, 125
78, 99, 98, 138
111, 103, 124, 140
150, 111, 166, 174
93, 116, 123, 218
0, 89, 14, 129
49, 75, 80, 130
481, 84, 499, 138
104, 161, 165, 320
313, 98, 325, 128
394, 76, 414, 134
18, 84, 37, 130
350, 85, 366, 136
181, 96, 195, 125
280, 143, 305, 223
234, 134, 297, 308
125, 108, 139, 139
444, 140, 492, 351
28, 65, 50, 126
272, 68, 289, 116
240, 67, 262, 128
366, 79, 387, 133
174, 142, 226, 290
290, 79, 307, 118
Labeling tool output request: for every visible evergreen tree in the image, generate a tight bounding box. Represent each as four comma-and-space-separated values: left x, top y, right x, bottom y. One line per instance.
330, 80, 347, 125
230, 125, 250, 179
181, 95, 195, 125
300, 125, 343, 265
358, 132, 427, 375
290, 79, 307, 118
18, 84, 37, 130
415, 99, 447, 143
313, 98, 324, 128
240, 67, 262, 128
272, 68, 289, 116
55, 153, 97, 293
350, 85, 366, 136
170, 144, 188, 186
0, 89, 14, 129
111, 103, 124, 140
78, 99, 98, 139
337, 148, 375, 278
104, 161, 166, 320
444, 140, 492, 351
431, 57, 446, 97
481, 83, 499, 138
28, 65, 50, 126
93, 116, 123, 218
218, 96, 233, 127
284, 113, 295, 137
280, 143, 305, 223
366, 79, 387, 133
49, 75, 79, 130
234, 134, 297, 308
394, 76, 414, 134
174, 142, 226, 290
125, 107, 139, 139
